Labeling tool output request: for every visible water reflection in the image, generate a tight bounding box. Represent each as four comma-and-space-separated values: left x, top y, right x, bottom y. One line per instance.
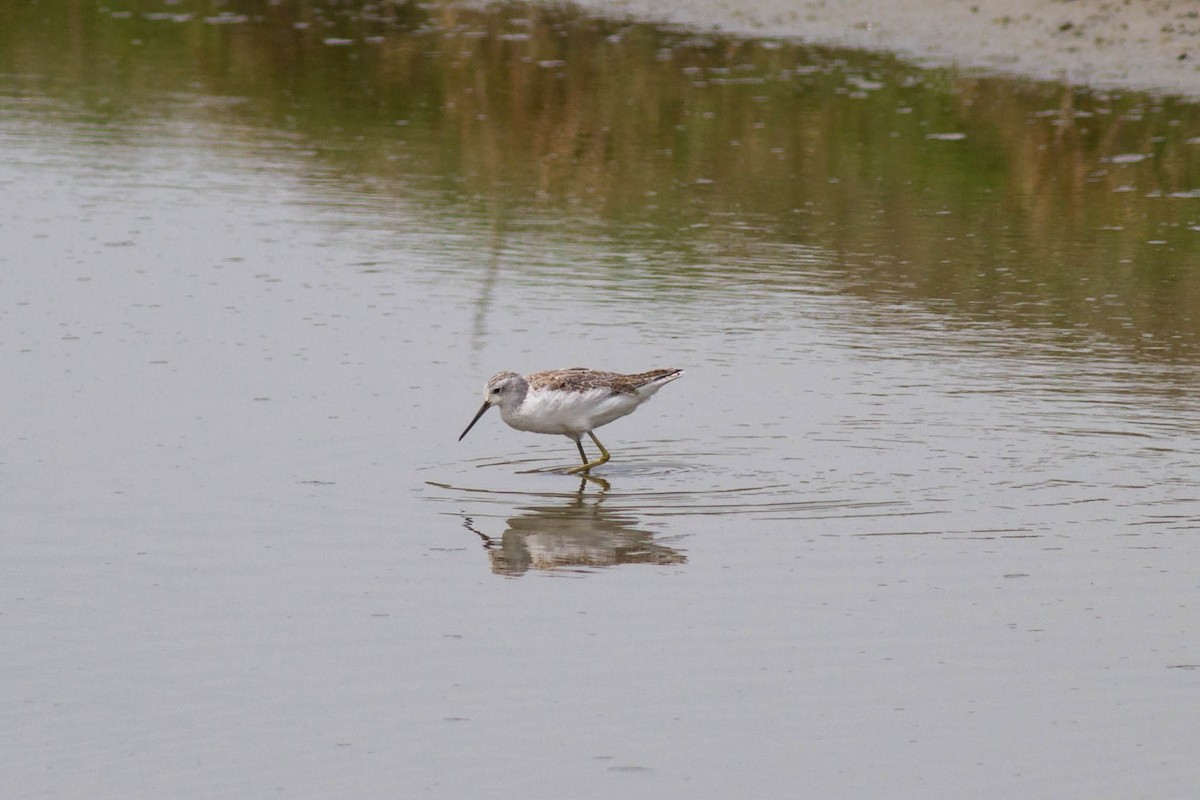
461, 477, 688, 575
3, 0, 1198, 363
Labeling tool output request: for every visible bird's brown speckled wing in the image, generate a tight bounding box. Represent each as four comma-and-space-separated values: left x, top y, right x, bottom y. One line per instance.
526, 367, 681, 395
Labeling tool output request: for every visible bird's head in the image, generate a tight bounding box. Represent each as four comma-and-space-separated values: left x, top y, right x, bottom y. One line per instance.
458, 371, 524, 441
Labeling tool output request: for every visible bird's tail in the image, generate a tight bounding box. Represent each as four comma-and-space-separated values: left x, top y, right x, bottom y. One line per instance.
628, 368, 683, 396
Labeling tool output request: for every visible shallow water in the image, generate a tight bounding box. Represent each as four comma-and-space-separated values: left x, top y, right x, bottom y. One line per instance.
3, 2, 1200, 798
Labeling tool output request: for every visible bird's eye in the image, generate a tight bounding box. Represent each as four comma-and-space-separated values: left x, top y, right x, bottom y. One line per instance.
491, 387, 501, 394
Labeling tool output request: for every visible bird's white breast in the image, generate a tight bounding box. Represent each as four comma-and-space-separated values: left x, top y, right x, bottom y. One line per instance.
501, 386, 641, 436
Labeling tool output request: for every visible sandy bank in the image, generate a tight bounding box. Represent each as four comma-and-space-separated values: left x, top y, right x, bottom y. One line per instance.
561, 0, 1200, 99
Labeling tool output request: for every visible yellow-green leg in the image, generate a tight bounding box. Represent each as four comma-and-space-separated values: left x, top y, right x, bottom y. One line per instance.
567, 431, 611, 473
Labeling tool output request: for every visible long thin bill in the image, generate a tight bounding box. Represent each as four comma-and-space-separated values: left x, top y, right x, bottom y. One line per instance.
459, 401, 492, 441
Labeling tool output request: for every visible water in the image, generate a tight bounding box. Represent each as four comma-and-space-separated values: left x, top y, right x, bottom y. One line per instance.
2, 2, 1199, 798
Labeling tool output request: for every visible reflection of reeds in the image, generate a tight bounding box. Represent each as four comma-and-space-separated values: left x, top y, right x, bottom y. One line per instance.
3, 0, 1198, 358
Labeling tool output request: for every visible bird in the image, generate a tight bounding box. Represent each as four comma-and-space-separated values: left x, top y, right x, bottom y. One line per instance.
458, 367, 684, 473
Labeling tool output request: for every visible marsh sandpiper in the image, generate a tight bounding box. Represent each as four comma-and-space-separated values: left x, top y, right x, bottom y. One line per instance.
458, 367, 683, 473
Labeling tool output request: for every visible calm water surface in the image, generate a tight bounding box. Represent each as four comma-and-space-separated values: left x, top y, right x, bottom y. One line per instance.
2, 2, 1199, 798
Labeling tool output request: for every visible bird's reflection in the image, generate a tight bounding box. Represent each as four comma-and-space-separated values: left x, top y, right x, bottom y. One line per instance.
463, 477, 687, 576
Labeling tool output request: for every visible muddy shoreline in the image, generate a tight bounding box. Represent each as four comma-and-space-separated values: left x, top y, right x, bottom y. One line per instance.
559, 0, 1200, 98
